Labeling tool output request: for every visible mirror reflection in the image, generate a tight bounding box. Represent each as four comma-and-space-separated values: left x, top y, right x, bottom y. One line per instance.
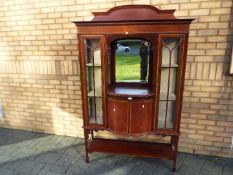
114, 39, 151, 82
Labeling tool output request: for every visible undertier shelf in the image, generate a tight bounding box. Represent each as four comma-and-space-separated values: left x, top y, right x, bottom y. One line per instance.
88, 138, 175, 160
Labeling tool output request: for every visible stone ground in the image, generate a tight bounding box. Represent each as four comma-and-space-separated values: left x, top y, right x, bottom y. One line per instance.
0, 128, 232, 175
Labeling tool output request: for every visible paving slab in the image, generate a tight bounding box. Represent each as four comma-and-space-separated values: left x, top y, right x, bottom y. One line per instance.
0, 128, 232, 175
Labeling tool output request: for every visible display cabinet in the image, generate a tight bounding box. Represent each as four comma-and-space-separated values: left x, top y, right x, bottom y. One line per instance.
74, 5, 194, 171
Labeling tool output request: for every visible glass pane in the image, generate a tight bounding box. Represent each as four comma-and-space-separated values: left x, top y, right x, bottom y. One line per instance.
160, 68, 177, 101
161, 38, 180, 67
158, 101, 175, 129
86, 67, 93, 95
88, 97, 95, 123
114, 39, 151, 82
96, 98, 103, 124
87, 67, 102, 97
84, 38, 103, 125
88, 97, 103, 125
94, 67, 102, 97
158, 37, 181, 130
85, 39, 101, 66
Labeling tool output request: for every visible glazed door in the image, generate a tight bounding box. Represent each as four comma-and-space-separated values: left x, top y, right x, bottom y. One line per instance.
81, 36, 106, 126
156, 34, 185, 131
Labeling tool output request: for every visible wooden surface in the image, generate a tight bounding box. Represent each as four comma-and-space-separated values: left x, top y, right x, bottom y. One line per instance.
108, 98, 129, 133
76, 5, 193, 171
92, 5, 176, 21
88, 138, 175, 160
108, 97, 153, 134
108, 85, 154, 97
130, 100, 153, 133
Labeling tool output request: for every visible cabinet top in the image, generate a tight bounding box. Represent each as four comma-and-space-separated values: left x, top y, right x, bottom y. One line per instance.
73, 5, 194, 26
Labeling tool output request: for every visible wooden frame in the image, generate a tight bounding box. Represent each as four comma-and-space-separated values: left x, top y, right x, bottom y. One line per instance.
74, 5, 194, 172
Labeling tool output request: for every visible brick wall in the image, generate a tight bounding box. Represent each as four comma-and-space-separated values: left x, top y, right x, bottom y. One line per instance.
0, 0, 232, 157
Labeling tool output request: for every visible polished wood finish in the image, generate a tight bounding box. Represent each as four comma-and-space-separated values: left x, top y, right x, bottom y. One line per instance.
108, 98, 129, 134
74, 5, 194, 172
108, 85, 154, 98
108, 97, 153, 134
92, 5, 176, 21
130, 100, 153, 133
88, 138, 175, 160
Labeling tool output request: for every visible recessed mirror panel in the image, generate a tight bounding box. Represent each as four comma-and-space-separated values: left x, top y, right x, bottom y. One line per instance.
113, 39, 152, 82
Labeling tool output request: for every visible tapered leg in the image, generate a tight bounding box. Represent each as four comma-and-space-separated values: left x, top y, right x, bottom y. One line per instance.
91, 130, 94, 140
171, 136, 179, 172
84, 129, 90, 163
172, 160, 176, 172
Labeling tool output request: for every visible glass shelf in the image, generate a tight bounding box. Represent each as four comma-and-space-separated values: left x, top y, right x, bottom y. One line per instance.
88, 88, 102, 97
161, 64, 178, 68
160, 91, 176, 101
89, 116, 103, 125
86, 63, 101, 67
157, 119, 173, 129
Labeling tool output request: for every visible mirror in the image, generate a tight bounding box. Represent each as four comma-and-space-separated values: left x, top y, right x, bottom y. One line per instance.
113, 39, 152, 82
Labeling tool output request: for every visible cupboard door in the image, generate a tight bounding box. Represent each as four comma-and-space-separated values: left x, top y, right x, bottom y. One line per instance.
157, 35, 184, 130
84, 37, 104, 125
108, 98, 129, 133
130, 100, 152, 134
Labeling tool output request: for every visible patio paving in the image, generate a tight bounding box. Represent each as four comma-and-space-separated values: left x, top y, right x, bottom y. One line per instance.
0, 128, 232, 175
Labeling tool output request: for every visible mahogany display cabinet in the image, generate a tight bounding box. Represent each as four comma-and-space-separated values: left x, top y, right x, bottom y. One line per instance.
74, 5, 194, 171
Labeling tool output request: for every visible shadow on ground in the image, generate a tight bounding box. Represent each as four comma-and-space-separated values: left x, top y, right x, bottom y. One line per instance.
0, 128, 232, 175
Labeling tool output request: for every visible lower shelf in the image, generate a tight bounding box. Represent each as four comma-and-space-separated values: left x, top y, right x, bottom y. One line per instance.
88, 138, 175, 160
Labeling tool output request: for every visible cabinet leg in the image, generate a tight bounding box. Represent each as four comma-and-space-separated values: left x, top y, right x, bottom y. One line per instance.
91, 130, 94, 140
171, 135, 179, 172
85, 156, 90, 163
172, 160, 176, 172
84, 130, 90, 163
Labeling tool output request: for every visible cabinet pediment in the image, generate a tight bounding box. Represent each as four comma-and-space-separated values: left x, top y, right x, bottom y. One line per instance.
92, 5, 176, 21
